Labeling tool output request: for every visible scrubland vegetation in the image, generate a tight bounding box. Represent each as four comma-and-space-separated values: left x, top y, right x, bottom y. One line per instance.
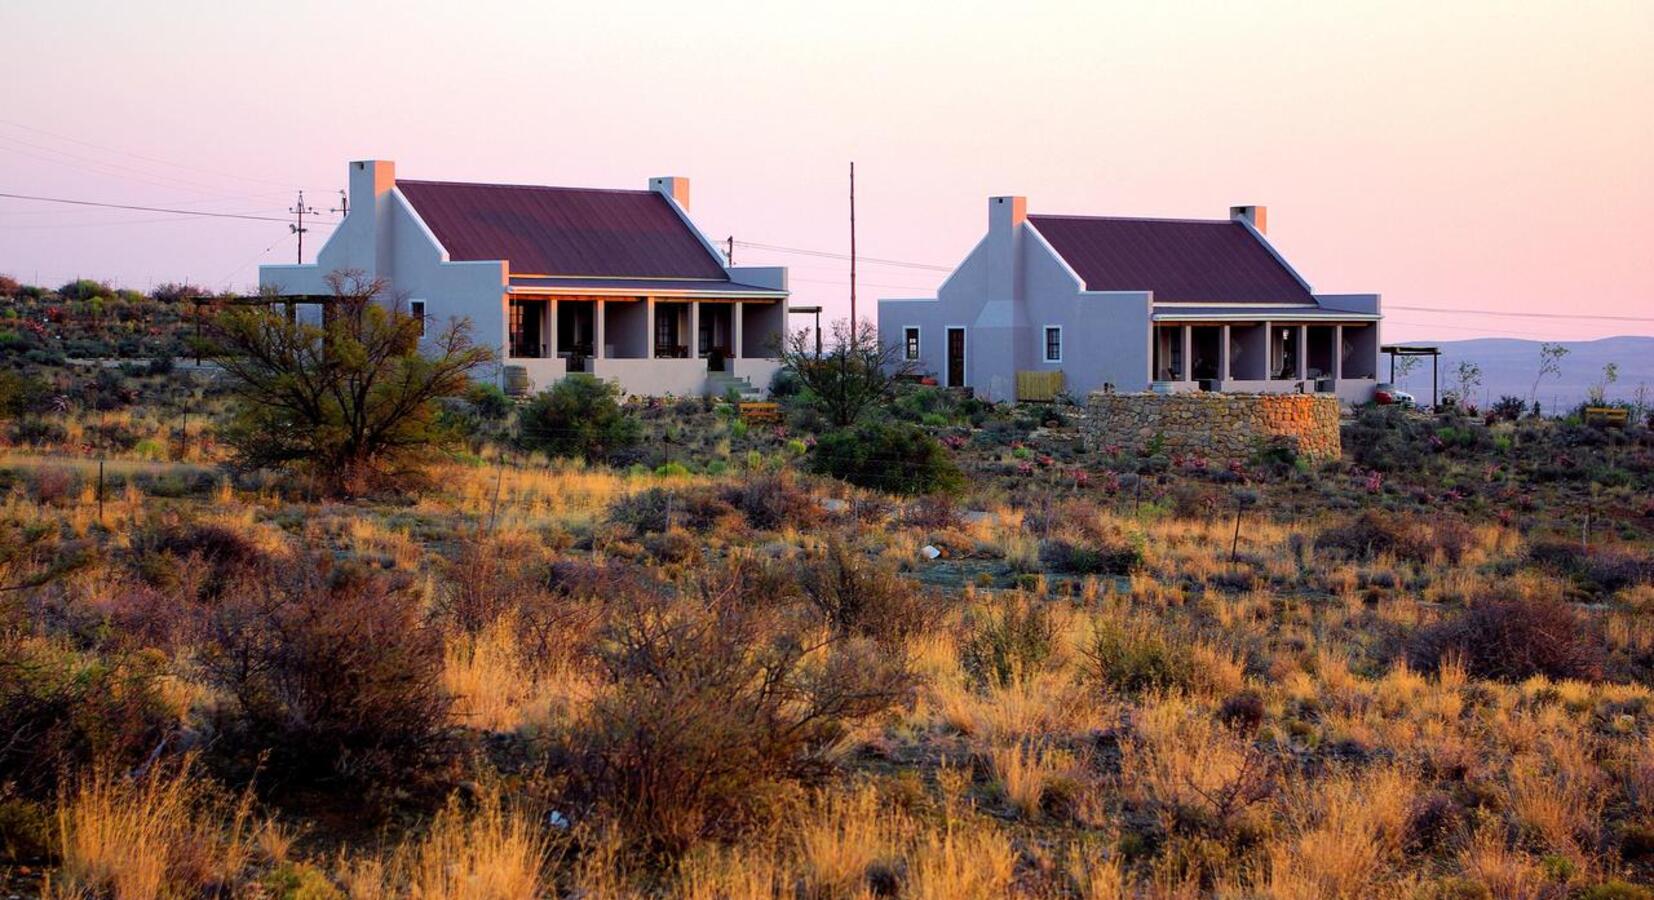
2, 278, 1654, 897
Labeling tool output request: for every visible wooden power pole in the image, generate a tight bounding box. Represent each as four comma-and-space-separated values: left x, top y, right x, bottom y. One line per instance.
848, 162, 857, 330
289, 190, 317, 263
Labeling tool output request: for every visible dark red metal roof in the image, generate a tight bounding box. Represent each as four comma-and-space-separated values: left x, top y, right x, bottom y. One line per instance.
397, 180, 728, 279
1027, 215, 1315, 303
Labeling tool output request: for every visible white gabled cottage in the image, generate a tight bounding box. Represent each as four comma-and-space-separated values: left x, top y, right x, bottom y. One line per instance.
260, 160, 789, 397
878, 197, 1381, 404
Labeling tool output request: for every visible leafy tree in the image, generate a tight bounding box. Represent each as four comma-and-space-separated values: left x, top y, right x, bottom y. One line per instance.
209, 270, 492, 496
810, 421, 964, 495
1451, 360, 1482, 410
1529, 342, 1569, 407
1589, 361, 1619, 405
0, 274, 19, 297
780, 318, 916, 429
516, 375, 640, 462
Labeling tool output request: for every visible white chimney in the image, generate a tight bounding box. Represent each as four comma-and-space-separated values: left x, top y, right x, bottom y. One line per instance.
1230, 205, 1267, 234
350, 160, 395, 220
986, 196, 1027, 301
990, 195, 1027, 234
649, 176, 691, 212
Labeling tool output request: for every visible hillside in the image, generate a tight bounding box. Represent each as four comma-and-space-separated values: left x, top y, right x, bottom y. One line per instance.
1390, 335, 1654, 411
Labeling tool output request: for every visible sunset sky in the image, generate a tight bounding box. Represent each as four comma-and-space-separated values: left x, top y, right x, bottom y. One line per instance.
2, 0, 1649, 343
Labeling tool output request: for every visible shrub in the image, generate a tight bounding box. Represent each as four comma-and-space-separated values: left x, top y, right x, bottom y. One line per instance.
1315, 510, 1470, 564
58, 278, 113, 301
466, 382, 512, 420
1217, 691, 1265, 734
1039, 537, 1143, 575
1085, 618, 1192, 696
719, 471, 823, 531
516, 375, 640, 463
1490, 395, 1527, 422
799, 539, 942, 645
1409, 596, 1605, 682
0, 371, 51, 419
0, 636, 181, 799
607, 484, 736, 535
199, 561, 455, 784
961, 596, 1057, 689
570, 563, 912, 854
432, 533, 549, 635
810, 422, 964, 496
1528, 540, 1654, 596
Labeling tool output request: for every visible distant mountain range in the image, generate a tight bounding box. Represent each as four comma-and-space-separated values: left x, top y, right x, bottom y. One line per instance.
1387, 335, 1654, 412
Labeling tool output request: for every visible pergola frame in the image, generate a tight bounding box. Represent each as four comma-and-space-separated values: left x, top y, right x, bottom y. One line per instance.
1380, 344, 1441, 407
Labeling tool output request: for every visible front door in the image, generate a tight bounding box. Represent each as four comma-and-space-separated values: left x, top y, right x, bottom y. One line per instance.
946, 327, 966, 388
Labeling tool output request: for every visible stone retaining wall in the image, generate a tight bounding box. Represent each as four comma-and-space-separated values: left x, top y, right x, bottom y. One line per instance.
1085, 392, 1341, 461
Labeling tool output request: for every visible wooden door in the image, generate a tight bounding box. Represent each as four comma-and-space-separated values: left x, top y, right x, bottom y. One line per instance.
946, 327, 966, 387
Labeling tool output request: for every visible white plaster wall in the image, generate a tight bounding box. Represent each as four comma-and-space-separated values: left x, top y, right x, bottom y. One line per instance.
592, 358, 709, 396
877, 224, 1153, 400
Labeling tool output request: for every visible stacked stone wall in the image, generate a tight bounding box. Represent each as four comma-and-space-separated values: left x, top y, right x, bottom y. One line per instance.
1085, 392, 1341, 461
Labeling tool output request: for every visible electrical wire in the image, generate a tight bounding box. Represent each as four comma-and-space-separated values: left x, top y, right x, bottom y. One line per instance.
0, 191, 339, 225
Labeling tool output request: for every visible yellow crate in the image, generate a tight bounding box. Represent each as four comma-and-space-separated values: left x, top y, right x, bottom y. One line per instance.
739, 401, 782, 423
1016, 370, 1065, 402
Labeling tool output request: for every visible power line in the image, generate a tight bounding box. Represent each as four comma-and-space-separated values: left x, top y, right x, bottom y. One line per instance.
733, 240, 952, 272
1387, 304, 1654, 324
0, 119, 322, 192
0, 191, 339, 225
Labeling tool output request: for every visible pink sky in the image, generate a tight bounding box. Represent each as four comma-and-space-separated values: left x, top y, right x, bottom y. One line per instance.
2, 0, 1650, 343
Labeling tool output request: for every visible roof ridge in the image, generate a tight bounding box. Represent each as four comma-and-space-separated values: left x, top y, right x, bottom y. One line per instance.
1028, 213, 1235, 226
397, 178, 656, 196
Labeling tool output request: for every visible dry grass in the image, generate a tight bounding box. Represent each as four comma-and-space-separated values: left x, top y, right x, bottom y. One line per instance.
340, 788, 550, 899
48, 760, 256, 900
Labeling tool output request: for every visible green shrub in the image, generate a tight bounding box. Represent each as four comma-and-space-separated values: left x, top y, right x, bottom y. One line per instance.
516, 375, 640, 463
810, 422, 964, 496
1039, 537, 1143, 575
1086, 618, 1192, 696
961, 596, 1057, 689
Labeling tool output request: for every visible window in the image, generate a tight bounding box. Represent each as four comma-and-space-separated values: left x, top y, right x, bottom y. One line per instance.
410, 300, 426, 337
1043, 326, 1062, 362
903, 326, 920, 360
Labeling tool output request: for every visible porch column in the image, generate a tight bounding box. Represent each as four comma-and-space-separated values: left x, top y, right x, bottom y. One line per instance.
690, 301, 701, 359
1219, 324, 1231, 385
1333, 324, 1343, 381
1295, 324, 1308, 381
595, 300, 606, 359
733, 301, 744, 359
1179, 325, 1192, 381
645, 297, 656, 358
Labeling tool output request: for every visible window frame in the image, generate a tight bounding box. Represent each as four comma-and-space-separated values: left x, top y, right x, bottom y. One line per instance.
903, 325, 921, 361
410, 299, 427, 337
1043, 325, 1062, 363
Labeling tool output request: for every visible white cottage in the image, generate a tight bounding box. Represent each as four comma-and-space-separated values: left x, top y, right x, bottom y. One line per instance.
260, 160, 789, 397
878, 198, 1381, 403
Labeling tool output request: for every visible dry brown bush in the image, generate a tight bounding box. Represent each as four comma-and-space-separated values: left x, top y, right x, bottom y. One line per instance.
799, 539, 944, 645
720, 471, 825, 531
1315, 510, 1473, 564
566, 560, 914, 856
433, 532, 549, 635
1409, 595, 1606, 682
199, 560, 456, 785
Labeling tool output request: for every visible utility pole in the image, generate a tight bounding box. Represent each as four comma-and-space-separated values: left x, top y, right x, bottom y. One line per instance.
329, 188, 348, 219
724, 235, 734, 267
289, 190, 317, 263
848, 161, 857, 332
